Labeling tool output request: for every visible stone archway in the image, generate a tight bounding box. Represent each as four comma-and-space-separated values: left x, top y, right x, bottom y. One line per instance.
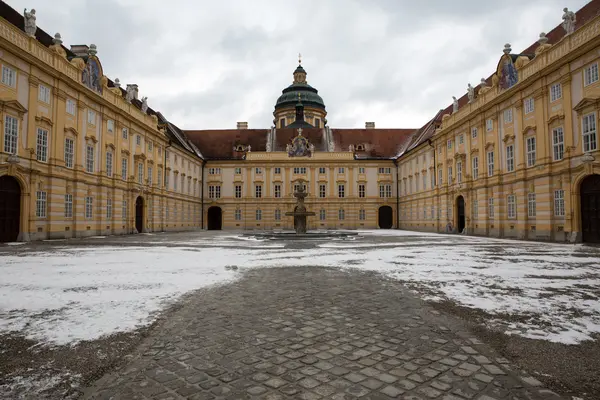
0, 176, 21, 242
135, 196, 144, 233
581, 174, 600, 243
378, 206, 393, 229
207, 206, 222, 230
456, 195, 466, 234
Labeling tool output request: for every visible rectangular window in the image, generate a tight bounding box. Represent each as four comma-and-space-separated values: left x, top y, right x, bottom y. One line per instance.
524, 97, 534, 114
157, 168, 162, 187
122, 128, 128, 139
107, 119, 114, 132
423, 172, 427, 190
338, 167, 345, 174
3, 115, 18, 154
208, 185, 221, 199
438, 168, 443, 185
358, 167, 365, 174
208, 167, 221, 175
438, 145, 442, 154
235, 167, 242, 174
488, 197, 495, 219
280, 118, 285, 128
378, 167, 391, 174
137, 162, 143, 184
1, 65, 16, 87
87, 109, 96, 125
36, 191, 47, 218
271, 167, 279, 175
471, 127, 478, 139
107, 198, 112, 219
66, 98, 76, 116
255, 167, 262, 174
385, 184, 392, 197
472, 156, 479, 180
121, 158, 128, 181
506, 145, 514, 172
550, 83, 562, 102
136, 135, 141, 146
486, 119, 493, 132
430, 171, 435, 188
359, 184, 365, 198
293, 167, 307, 174
36, 128, 48, 162
457, 161, 463, 183
106, 151, 113, 177
319, 209, 326, 221
255, 184, 262, 198
473, 200, 478, 219
507, 195, 516, 219
447, 166, 453, 183
148, 141, 153, 152
503, 108, 513, 123
235, 184, 242, 198
584, 63, 599, 86
256, 209, 262, 221
319, 184, 326, 198
526, 137, 536, 167
554, 190, 565, 216
147, 166, 153, 185
86, 145, 94, 173
274, 209, 281, 221
338, 184, 345, 198
85, 196, 93, 219
174, 174, 178, 190
38, 85, 50, 103
319, 167, 326, 174
122, 200, 128, 221
552, 127, 564, 161
359, 209, 366, 220
431, 206, 435, 219
379, 184, 385, 198
274, 184, 281, 198
338, 209, 345, 220
64, 194, 73, 218
458, 135, 464, 144
528, 193, 536, 218
165, 172, 169, 189
314, 119, 321, 128
234, 209, 242, 221
447, 139, 452, 150
582, 113, 598, 152
487, 151, 494, 177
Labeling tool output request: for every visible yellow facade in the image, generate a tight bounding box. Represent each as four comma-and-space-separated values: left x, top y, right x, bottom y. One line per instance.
398, 19, 600, 242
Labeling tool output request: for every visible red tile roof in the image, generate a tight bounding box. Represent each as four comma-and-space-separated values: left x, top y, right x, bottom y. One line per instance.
332, 129, 417, 158
184, 129, 269, 159
273, 128, 327, 152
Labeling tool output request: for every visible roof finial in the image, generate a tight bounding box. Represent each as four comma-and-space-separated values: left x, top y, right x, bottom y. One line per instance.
298, 52, 302, 65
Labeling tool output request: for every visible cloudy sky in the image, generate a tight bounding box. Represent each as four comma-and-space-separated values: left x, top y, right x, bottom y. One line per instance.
9, 0, 590, 130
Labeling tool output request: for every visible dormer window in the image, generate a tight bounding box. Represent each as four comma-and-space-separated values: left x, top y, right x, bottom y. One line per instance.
234, 144, 246, 152
355, 144, 365, 151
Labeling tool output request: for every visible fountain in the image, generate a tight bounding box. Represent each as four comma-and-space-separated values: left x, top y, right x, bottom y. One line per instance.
285, 182, 315, 234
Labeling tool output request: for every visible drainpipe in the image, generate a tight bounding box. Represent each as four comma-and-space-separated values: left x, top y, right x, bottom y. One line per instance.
163, 140, 172, 232
394, 159, 399, 230
201, 161, 205, 229
428, 139, 437, 231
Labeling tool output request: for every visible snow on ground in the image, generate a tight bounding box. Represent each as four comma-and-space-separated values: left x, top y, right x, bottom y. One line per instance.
1, 230, 599, 346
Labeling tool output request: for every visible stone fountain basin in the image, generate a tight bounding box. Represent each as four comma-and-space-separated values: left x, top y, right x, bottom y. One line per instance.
243, 231, 359, 240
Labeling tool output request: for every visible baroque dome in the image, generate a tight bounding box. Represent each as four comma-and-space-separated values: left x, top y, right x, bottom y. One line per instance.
274, 64, 326, 112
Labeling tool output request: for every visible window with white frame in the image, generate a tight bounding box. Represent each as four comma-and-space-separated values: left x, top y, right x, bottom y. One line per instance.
359, 209, 366, 221
293, 167, 306, 174
503, 108, 513, 123
255, 184, 262, 198
506, 145, 514, 172
359, 167, 365, 174
379, 184, 385, 198
528, 193, 536, 217
121, 158, 128, 181
235, 167, 242, 175
385, 184, 392, 197
524, 97, 534, 114
106, 151, 113, 177
274, 209, 281, 221
181, 176, 184, 192
107, 198, 112, 219
438, 145, 442, 154
488, 197, 494, 219
255, 209, 262, 221
378, 167, 391, 174
486, 119, 493, 132
526, 137, 536, 167
458, 135, 464, 145
137, 162, 143, 184
208, 185, 221, 199
338, 184, 345, 198
148, 166, 153, 185
507, 195, 516, 219
3, 115, 18, 154
319, 209, 326, 221
255, 167, 262, 174
136, 135, 141, 146
553, 127, 564, 161
87, 109, 96, 125
423, 172, 427, 190
165, 172, 169, 189
208, 167, 221, 175
85, 196, 93, 219
274, 184, 281, 198
234, 209, 242, 221
472, 156, 479, 180
457, 161, 463, 183
430, 171, 435, 188
338, 209, 345, 220
38, 85, 50, 103
584, 63, 599, 86
66, 98, 76, 115
447, 166, 453, 183
86, 144, 94, 173
107, 119, 114, 132
173, 175, 177, 190
582, 113, 597, 152
36, 191, 47, 218
416, 174, 420, 192
235, 184, 242, 198
1, 65, 16, 87
554, 190, 565, 216
359, 184, 365, 198
447, 139, 452, 150
148, 141, 153, 152
122, 200, 128, 221
550, 83, 562, 102
274, 167, 281, 174
473, 200, 478, 219
319, 184, 326, 198
471, 127, 478, 139
487, 151, 494, 176
431, 206, 435, 219
319, 167, 326, 174
338, 167, 345, 174
122, 127, 128, 139
157, 168, 162, 187
64, 194, 73, 218
36, 128, 48, 162
293, 183, 307, 193
438, 168, 443, 185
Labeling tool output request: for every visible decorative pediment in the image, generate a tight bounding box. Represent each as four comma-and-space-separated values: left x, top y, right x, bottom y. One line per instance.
522, 125, 537, 135
547, 112, 565, 125
502, 133, 515, 143
147, 159, 154, 165
485, 142, 495, 150
85, 134, 98, 144
134, 153, 147, 161
454, 152, 466, 161
121, 149, 130, 156
573, 97, 600, 114
105, 143, 115, 150
35, 115, 53, 127
470, 148, 480, 155
64, 126, 79, 136
0, 99, 28, 115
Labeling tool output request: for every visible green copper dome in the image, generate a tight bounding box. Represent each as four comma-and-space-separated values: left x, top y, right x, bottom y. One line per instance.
275, 64, 326, 112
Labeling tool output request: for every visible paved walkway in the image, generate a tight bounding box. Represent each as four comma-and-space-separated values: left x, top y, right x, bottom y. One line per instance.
83, 267, 563, 400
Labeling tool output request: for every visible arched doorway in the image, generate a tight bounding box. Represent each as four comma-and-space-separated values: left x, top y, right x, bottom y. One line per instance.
0, 176, 21, 242
207, 206, 222, 230
581, 174, 600, 243
456, 196, 466, 233
135, 196, 144, 233
378, 206, 393, 229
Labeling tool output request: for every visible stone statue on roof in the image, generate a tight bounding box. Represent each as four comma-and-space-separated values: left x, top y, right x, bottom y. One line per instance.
24, 8, 37, 37
140, 97, 148, 113
467, 84, 475, 103
452, 96, 458, 113
562, 8, 576, 35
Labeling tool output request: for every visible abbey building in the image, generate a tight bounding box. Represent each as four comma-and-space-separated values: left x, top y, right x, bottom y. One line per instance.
0, 1, 599, 243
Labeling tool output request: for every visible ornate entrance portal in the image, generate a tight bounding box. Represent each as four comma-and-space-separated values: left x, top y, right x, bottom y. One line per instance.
0, 176, 21, 242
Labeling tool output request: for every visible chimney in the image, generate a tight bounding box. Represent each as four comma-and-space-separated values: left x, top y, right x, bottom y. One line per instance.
365, 122, 375, 129
70, 44, 89, 57
237, 122, 248, 129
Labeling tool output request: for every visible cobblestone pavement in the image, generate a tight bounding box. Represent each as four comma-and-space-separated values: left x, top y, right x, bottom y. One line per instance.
82, 267, 564, 400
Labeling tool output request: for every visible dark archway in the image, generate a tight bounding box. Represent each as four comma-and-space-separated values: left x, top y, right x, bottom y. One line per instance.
581, 174, 600, 243
135, 196, 144, 233
0, 176, 21, 242
456, 196, 466, 233
378, 206, 393, 229
207, 206, 222, 230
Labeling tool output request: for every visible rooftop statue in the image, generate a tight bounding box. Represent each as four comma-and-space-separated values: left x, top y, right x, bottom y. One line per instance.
24, 8, 36, 37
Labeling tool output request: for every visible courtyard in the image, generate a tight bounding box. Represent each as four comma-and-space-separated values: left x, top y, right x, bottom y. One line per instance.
0, 230, 599, 399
